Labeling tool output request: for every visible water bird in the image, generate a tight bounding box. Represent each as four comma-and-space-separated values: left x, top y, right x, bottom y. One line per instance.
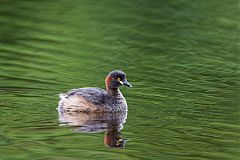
58, 70, 132, 113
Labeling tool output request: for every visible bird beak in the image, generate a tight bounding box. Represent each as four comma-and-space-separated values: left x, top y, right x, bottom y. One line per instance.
123, 80, 132, 87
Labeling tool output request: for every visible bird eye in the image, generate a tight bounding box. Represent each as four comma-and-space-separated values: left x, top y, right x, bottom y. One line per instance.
117, 77, 123, 85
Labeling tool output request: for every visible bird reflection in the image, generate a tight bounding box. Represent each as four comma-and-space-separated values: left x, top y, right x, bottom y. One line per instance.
58, 111, 128, 148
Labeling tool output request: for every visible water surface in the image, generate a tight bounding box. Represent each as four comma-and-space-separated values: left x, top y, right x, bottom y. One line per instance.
0, 0, 239, 160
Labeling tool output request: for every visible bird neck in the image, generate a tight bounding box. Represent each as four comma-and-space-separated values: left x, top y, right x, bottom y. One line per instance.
105, 76, 121, 96
106, 87, 121, 96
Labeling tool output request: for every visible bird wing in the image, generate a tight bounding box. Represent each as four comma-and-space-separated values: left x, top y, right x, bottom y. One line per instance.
61, 87, 108, 105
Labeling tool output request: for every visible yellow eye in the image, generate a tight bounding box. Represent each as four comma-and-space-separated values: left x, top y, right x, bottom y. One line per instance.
117, 78, 123, 85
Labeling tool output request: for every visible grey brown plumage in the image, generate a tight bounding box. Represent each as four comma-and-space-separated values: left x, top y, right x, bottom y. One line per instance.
58, 70, 132, 113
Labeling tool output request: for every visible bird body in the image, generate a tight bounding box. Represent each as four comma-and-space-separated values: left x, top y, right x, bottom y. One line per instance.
58, 70, 131, 113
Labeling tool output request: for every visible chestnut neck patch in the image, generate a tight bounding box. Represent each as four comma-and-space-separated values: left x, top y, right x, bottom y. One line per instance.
105, 76, 113, 89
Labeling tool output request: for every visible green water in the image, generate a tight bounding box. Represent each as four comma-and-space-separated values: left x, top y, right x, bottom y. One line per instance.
0, 0, 239, 159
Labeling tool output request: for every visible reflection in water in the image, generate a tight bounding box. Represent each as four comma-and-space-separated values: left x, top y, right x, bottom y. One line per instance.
58, 110, 127, 148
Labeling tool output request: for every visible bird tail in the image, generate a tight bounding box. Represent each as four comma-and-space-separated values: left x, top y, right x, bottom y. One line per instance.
59, 93, 66, 100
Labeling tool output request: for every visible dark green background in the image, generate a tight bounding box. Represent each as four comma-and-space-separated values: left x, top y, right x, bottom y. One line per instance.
0, 0, 239, 159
